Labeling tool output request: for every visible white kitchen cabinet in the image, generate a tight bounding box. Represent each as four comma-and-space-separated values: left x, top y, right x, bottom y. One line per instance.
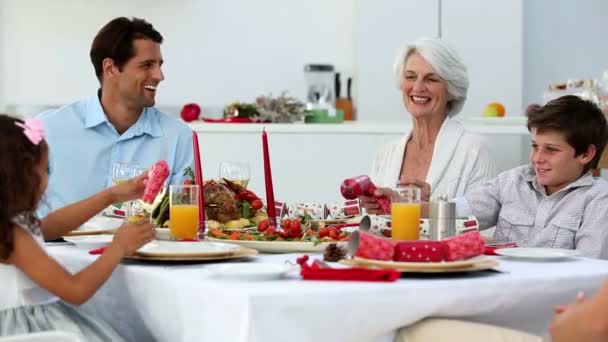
192, 119, 529, 204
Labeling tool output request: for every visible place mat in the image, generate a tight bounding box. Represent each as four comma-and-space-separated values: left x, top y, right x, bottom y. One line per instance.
125, 247, 258, 262
340, 256, 498, 273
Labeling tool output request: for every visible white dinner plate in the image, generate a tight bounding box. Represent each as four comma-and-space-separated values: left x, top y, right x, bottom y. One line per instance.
207, 263, 290, 281
136, 240, 241, 257
494, 247, 578, 260
63, 235, 113, 249
69, 215, 123, 235
205, 237, 346, 253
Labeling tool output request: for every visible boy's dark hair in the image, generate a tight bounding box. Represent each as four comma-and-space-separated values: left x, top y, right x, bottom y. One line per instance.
527, 95, 608, 173
0, 115, 48, 260
90, 17, 163, 83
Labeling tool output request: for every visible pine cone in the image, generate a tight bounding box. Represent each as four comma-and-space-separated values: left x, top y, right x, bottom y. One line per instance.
323, 243, 347, 262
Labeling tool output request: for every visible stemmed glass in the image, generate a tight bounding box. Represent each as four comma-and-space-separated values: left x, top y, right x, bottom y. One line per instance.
219, 161, 250, 187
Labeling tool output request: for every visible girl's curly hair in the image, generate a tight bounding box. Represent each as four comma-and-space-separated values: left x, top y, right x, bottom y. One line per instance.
0, 114, 47, 260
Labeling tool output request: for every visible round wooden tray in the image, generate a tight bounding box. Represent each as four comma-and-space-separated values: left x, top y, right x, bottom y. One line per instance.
125, 247, 258, 262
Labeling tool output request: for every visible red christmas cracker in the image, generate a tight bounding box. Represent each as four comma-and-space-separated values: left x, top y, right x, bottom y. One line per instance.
393, 241, 446, 262
142, 160, 170, 203
352, 231, 396, 261
443, 231, 485, 261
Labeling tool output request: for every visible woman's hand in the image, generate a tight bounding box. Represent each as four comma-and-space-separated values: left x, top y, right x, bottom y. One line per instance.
398, 178, 431, 202
111, 172, 148, 203
111, 219, 156, 256
359, 187, 393, 215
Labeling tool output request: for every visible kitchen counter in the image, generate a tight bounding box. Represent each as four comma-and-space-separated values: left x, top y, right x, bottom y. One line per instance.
189, 117, 529, 135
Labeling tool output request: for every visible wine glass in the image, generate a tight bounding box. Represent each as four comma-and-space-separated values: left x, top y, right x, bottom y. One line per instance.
219, 161, 250, 188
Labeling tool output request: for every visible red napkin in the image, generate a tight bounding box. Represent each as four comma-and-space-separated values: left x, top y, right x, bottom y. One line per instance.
89, 246, 108, 255
298, 258, 400, 282
484, 242, 518, 255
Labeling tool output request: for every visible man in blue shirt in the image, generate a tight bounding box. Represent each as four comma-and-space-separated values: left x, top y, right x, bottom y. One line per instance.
38, 17, 194, 215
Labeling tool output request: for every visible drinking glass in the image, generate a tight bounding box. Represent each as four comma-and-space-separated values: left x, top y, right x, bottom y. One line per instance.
108, 162, 141, 218
390, 186, 421, 241
219, 161, 250, 187
112, 162, 140, 185
169, 185, 200, 240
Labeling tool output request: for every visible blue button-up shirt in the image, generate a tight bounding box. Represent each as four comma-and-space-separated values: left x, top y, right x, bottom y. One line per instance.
37, 94, 194, 215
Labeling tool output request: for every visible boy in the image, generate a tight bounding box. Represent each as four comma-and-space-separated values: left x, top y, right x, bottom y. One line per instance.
458, 95, 608, 258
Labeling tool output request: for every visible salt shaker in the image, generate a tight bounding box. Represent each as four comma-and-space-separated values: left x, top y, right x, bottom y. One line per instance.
429, 194, 456, 240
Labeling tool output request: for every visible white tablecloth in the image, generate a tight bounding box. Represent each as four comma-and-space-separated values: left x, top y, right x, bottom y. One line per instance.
47, 245, 608, 342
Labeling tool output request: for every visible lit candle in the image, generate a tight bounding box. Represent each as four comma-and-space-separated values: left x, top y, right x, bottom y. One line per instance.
262, 128, 277, 225
192, 131, 206, 233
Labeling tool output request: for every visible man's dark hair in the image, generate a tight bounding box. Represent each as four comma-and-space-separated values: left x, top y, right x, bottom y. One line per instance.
90, 17, 163, 83
527, 95, 608, 173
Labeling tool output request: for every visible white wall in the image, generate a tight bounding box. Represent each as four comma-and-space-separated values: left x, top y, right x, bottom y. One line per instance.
442, 0, 523, 117
523, 0, 608, 106
0, 0, 354, 111
353, 0, 438, 122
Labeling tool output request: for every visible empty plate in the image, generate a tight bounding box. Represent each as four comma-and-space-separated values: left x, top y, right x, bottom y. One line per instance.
494, 247, 578, 260
136, 240, 241, 257
63, 235, 113, 249
207, 263, 290, 281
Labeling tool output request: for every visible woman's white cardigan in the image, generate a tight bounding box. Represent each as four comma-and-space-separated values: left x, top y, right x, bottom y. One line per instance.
370, 117, 496, 199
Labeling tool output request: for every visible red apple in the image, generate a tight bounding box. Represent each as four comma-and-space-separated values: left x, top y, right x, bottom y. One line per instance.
180, 103, 201, 122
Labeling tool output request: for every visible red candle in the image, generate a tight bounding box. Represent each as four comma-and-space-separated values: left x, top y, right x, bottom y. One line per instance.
192, 131, 206, 233
262, 128, 277, 225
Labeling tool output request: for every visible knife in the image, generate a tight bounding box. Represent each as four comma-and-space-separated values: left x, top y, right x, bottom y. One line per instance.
335, 72, 341, 99
347, 77, 352, 100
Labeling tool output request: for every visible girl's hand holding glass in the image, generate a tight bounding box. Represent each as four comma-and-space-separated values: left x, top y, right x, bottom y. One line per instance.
111, 219, 155, 256
110, 172, 148, 203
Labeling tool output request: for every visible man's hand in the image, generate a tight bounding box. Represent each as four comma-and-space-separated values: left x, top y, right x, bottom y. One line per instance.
551, 283, 608, 342
111, 172, 148, 203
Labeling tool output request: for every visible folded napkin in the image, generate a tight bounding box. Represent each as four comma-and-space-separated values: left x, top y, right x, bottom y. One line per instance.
484, 242, 518, 255
298, 256, 400, 282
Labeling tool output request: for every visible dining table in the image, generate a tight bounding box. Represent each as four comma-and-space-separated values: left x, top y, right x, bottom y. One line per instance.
47, 243, 608, 342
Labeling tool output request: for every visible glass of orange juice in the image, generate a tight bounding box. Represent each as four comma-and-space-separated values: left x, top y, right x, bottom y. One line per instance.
169, 184, 200, 240
390, 186, 421, 241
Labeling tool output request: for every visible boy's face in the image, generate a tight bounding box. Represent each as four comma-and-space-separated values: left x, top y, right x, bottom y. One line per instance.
530, 128, 594, 195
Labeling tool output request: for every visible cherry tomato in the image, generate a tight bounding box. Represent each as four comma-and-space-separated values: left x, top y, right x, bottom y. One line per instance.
250, 199, 263, 210
319, 227, 329, 238
264, 226, 277, 236
257, 219, 270, 232
281, 218, 291, 231
183, 179, 193, 186
329, 228, 340, 240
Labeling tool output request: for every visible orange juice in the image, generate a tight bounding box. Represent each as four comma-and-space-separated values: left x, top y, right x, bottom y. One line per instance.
391, 202, 421, 241
169, 204, 199, 239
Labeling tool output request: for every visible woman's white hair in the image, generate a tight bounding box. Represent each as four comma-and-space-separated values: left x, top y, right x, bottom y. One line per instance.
393, 37, 469, 117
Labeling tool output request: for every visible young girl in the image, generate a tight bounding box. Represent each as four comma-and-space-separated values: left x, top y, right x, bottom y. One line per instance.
0, 114, 156, 340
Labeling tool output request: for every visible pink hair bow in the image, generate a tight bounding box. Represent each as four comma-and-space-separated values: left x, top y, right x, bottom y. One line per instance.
15, 118, 45, 145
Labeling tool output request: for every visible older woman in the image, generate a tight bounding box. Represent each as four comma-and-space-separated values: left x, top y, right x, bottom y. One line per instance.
363, 37, 495, 213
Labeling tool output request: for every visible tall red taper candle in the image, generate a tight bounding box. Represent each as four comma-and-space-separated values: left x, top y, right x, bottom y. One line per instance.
262, 128, 277, 226
192, 131, 206, 233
